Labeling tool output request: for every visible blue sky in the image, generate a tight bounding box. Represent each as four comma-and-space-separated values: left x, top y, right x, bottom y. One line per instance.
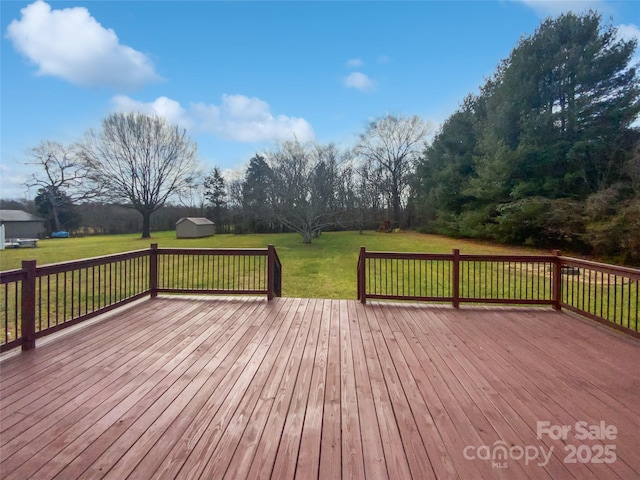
2, 0, 639, 200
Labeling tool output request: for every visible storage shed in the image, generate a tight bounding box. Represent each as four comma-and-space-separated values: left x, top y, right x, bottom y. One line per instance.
0, 210, 45, 240
175, 217, 215, 238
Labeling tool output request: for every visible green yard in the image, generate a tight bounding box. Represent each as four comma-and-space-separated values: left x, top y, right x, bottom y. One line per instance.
0, 230, 545, 299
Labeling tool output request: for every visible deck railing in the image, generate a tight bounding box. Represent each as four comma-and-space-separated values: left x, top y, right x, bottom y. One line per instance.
558, 256, 639, 336
0, 244, 282, 352
152, 244, 282, 299
357, 247, 639, 337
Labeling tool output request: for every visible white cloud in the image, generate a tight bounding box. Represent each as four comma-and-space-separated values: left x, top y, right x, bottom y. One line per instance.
5, 0, 161, 89
112, 95, 192, 128
344, 72, 375, 92
0, 164, 29, 199
616, 23, 640, 65
347, 58, 364, 67
515, 0, 608, 17
112, 94, 315, 143
616, 23, 640, 45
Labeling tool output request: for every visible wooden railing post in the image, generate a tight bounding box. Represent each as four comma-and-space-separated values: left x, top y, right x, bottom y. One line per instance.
272, 245, 282, 298
359, 246, 367, 304
452, 249, 460, 308
267, 244, 275, 301
21, 260, 37, 351
552, 249, 562, 310
150, 243, 158, 298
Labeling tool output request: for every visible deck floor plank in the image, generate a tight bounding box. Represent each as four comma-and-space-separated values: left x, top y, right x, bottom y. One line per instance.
244, 298, 315, 479
358, 302, 413, 479
0, 299, 190, 413
371, 304, 460, 480
270, 298, 322, 480
41, 298, 263, 480
413, 309, 550, 480
1, 297, 639, 480
366, 303, 435, 480
29, 299, 257, 480
347, 298, 389, 480
318, 300, 344, 480
295, 298, 331, 480
436, 307, 631, 480
439, 308, 639, 480
338, 299, 366, 480
136, 296, 291, 479
424, 308, 594, 480
217, 298, 303, 480
97, 297, 273, 480
2, 300, 225, 479
425, 309, 579, 480
396, 306, 518, 480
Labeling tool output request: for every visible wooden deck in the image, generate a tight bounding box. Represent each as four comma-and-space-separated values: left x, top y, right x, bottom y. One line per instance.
1, 296, 639, 479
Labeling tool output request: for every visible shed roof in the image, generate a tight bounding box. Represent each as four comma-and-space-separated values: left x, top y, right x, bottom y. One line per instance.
0, 210, 44, 222
176, 217, 215, 226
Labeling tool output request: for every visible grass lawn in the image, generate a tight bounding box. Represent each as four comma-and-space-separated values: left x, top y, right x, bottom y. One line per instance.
0, 230, 548, 299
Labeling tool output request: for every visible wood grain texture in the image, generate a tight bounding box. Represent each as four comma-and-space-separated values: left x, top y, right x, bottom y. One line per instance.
1, 297, 639, 479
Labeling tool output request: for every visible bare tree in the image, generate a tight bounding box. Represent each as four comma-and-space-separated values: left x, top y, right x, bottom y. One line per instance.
268, 140, 344, 243
226, 171, 245, 210
354, 114, 432, 226
25, 141, 99, 231
79, 113, 198, 238
225, 171, 246, 233
178, 170, 207, 217
353, 156, 383, 233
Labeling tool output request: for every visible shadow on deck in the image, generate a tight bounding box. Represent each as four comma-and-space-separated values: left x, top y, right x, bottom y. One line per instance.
1, 296, 639, 479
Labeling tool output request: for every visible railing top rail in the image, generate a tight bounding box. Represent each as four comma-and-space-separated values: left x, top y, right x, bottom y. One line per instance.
362, 251, 453, 260
34, 248, 150, 276
559, 256, 640, 278
157, 247, 270, 256
362, 249, 558, 263
459, 254, 557, 262
0, 268, 27, 284
0, 246, 277, 280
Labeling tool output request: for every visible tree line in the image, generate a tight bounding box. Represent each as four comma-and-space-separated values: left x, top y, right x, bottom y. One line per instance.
7, 11, 639, 262
16, 112, 430, 242
179, 114, 431, 243
413, 12, 640, 263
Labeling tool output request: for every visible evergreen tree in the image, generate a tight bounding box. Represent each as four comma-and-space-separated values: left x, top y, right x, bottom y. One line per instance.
490, 12, 640, 200
415, 11, 640, 254
241, 155, 275, 233
204, 167, 227, 231
415, 95, 481, 233
35, 187, 82, 233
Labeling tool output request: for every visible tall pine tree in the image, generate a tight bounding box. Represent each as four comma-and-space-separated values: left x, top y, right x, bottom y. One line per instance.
415, 11, 640, 255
